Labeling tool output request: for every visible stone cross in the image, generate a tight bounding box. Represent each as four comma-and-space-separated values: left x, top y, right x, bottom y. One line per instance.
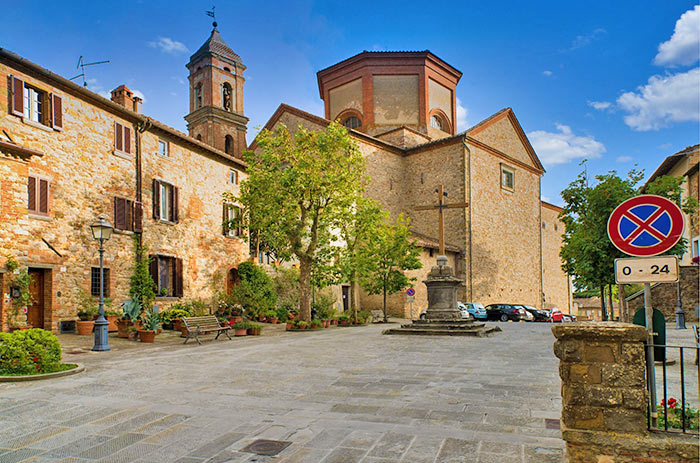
414, 185, 468, 256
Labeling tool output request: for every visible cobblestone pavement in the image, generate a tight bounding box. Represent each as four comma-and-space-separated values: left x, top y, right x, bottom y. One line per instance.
0, 322, 567, 463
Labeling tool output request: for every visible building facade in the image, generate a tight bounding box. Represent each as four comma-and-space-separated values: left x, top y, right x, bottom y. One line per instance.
0, 26, 248, 332
261, 51, 572, 317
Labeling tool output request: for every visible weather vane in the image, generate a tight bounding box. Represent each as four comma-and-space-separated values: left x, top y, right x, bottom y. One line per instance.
69, 56, 109, 88
206, 6, 217, 27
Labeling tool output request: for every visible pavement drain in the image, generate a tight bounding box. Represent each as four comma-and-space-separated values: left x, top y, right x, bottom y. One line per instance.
240, 439, 292, 456
544, 418, 560, 429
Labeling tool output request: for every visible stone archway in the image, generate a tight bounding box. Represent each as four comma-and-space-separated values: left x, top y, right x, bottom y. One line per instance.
226, 267, 240, 295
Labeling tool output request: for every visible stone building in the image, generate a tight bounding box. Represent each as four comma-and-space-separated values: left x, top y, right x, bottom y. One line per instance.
0, 25, 249, 332
259, 51, 572, 317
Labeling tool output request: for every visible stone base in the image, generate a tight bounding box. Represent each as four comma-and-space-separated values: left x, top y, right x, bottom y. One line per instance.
382, 319, 501, 337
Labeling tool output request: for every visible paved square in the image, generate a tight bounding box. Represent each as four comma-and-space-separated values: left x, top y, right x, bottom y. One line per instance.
0, 323, 566, 462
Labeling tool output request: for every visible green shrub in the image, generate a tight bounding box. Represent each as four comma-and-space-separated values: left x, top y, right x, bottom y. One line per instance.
312, 289, 337, 320
272, 267, 299, 311
275, 307, 289, 322
357, 309, 372, 324
0, 329, 62, 375
231, 262, 277, 318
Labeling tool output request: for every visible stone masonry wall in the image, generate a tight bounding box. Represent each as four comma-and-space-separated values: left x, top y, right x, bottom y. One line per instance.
627, 265, 699, 323
541, 203, 571, 312
552, 322, 698, 463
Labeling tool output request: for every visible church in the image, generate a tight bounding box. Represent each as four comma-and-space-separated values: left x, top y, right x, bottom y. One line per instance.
0, 24, 570, 332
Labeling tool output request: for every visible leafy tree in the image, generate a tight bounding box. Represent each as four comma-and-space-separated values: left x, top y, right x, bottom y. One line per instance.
231, 261, 277, 318
234, 122, 366, 321
129, 238, 156, 310
358, 213, 422, 322
271, 266, 300, 311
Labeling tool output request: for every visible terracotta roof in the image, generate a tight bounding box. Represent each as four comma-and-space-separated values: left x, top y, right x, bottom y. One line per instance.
643, 144, 699, 190
190, 26, 242, 64
541, 200, 564, 212
573, 296, 601, 307
317, 50, 462, 79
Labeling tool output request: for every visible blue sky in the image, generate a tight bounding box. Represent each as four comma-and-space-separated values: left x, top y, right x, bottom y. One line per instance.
3, 1, 699, 204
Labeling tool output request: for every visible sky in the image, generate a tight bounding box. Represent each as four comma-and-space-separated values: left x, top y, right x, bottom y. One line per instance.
2, 1, 699, 205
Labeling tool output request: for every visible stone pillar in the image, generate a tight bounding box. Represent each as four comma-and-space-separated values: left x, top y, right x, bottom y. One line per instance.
423, 255, 462, 321
552, 322, 698, 462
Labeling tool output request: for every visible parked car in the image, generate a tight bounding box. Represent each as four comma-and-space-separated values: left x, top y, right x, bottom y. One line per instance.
419, 304, 470, 320
485, 304, 526, 322
517, 305, 535, 322
458, 302, 488, 320
550, 309, 577, 323
521, 305, 550, 322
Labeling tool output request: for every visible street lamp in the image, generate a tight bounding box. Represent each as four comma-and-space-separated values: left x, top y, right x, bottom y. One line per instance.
90, 214, 113, 351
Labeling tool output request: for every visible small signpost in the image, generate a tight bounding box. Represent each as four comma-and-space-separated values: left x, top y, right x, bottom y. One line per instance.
607, 194, 685, 427
406, 288, 415, 313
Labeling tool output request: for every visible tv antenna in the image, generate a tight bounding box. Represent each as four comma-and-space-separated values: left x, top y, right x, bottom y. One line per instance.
70, 56, 110, 87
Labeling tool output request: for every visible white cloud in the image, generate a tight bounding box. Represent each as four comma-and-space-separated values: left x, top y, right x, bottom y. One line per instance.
653, 6, 700, 66
570, 28, 606, 50
658, 142, 672, 150
617, 67, 700, 131
542, 70, 553, 77
98, 90, 111, 99
616, 155, 634, 162
588, 101, 612, 111
541, 195, 552, 203
455, 98, 468, 132
148, 37, 189, 54
528, 124, 606, 166
132, 89, 146, 103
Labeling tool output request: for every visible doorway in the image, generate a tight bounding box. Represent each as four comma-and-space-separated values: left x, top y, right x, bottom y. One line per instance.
27, 268, 45, 329
342, 285, 350, 312
226, 267, 240, 295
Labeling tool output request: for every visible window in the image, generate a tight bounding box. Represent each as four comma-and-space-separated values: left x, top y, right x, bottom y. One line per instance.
225, 135, 234, 155
501, 165, 514, 191
90, 267, 110, 298
430, 115, 444, 130
196, 134, 202, 141
229, 169, 239, 185
9, 76, 63, 130
114, 122, 132, 155
152, 179, 178, 223
194, 84, 202, 109
27, 175, 49, 215
223, 203, 242, 237
692, 237, 699, 258
149, 255, 183, 297
113, 197, 142, 232
341, 116, 361, 129
222, 83, 233, 111
24, 85, 44, 124
157, 139, 169, 157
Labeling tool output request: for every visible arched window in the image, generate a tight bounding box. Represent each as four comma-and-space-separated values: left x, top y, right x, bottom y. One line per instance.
430, 115, 444, 130
225, 135, 234, 154
342, 116, 362, 129
196, 134, 202, 141
222, 83, 233, 111
224, 67, 231, 73
194, 84, 202, 109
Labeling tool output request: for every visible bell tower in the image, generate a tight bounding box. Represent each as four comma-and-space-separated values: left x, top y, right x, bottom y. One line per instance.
185, 22, 248, 158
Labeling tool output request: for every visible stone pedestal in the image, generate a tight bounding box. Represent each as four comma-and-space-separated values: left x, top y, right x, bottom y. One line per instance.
383, 256, 500, 337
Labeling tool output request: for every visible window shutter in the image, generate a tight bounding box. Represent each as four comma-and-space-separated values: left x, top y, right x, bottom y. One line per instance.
222, 203, 228, 235
148, 254, 158, 292
125, 199, 133, 232
133, 201, 143, 233
113, 197, 125, 230
152, 179, 160, 219
115, 122, 123, 152
10, 76, 24, 117
174, 258, 183, 297
236, 207, 242, 236
39, 179, 49, 214
172, 186, 179, 223
124, 126, 131, 154
27, 176, 36, 212
51, 94, 63, 131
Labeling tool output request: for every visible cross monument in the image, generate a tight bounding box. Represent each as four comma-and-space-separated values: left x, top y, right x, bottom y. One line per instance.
414, 185, 468, 256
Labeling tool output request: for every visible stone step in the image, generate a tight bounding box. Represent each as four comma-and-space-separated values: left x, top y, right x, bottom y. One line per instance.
382, 327, 501, 337
401, 322, 487, 329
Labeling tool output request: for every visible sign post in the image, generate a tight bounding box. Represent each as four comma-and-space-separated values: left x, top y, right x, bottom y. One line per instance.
607, 195, 685, 428
406, 288, 415, 315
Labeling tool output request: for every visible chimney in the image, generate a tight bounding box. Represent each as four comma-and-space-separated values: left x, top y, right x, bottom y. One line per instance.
132, 96, 142, 114
110, 85, 133, 109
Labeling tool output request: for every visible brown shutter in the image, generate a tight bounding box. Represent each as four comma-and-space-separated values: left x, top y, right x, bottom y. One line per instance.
152, 179, 160, 219
222, 203, 227, 235
39, 179, 48, 214
172, 186, 179, 223
113, 197, 124, 229
10, 76, 24, 117
133, 201, 143, 233
51, 94, 63, 131
124, 126, 131, 154
148, 254, 158, 292
27, 176, 36, 212
115, 122, 123, 152
125, 199, 133, 231
236, 207, 242, 236
174, 258, 183, 297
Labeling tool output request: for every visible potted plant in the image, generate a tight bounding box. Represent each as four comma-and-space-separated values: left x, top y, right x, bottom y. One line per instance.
310, 319, 323, 330
264, 310, 278, 324
138, 309, 160, 343
275, 307, 289, 323
104, 307, 121, 332
76, 306, 97, 335
247, 323, 262, 336
338, 314, 351, 326
117, 297, 142, 338
127, 325, 139, 341
232, 320, 249, 336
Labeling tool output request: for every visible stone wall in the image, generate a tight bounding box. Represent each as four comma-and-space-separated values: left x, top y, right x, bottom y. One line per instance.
552, 322, 699, 462
541, 203, 572, 312
627, 265, 699, 323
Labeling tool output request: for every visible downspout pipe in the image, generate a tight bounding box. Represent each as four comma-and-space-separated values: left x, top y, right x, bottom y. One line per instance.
134, 119, 151, 246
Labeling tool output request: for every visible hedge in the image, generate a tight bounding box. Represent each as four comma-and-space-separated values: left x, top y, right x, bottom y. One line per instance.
0, 329, 62, 375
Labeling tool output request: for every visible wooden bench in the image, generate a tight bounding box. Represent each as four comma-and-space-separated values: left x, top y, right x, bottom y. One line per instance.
182, 316, 231, 345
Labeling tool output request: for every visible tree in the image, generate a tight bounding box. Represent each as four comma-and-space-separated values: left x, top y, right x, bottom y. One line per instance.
235, 122, 366, 321
358, 213, 422, 322
129, 238, 156, 310
231, 261, 277, 318
332, 197, 384, 323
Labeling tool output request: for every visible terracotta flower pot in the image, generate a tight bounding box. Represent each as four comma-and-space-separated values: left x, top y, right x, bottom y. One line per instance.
117, 319, 132, 338
247, 327, 260, 336
323, 320, 330, 328
258, 315, 266, 322
270, 317, 278, 324
138, 330, 156, 343
127, 330, 138, 341
286, 322, 292, 330
173, 319, 182, 332
234, 328, 247, 337
76, 320, 95, 335
9, 325, 33, 332
106, 314, 119, 332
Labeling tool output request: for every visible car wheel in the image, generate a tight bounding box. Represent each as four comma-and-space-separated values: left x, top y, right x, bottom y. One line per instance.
420, 313, 426, 320
468, 313, 475, 320
500, 314, 508, 322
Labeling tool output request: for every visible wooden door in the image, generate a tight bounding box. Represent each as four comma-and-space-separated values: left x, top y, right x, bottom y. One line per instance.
226, 268, 240, 295
27, 269, 44, 329
342, 286, 349, 312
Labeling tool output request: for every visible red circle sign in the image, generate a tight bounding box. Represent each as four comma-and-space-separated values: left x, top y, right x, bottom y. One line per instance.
607, 195, 684, 257
406, 288, 415, 296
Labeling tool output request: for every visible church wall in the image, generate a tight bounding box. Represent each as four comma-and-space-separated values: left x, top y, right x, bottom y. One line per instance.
373, 75, 420, 125
470, 116, 536, 170
329, 78, 362, 121
541, 203, 571, 312
468, 141, 543, 308
428, 79, 453, 126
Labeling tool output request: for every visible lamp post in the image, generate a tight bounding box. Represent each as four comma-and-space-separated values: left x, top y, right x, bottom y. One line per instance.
90, 214, 113, 351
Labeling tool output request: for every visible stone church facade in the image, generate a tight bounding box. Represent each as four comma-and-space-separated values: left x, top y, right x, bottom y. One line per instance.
0, 27, 249, 332
262, 51, 571, 317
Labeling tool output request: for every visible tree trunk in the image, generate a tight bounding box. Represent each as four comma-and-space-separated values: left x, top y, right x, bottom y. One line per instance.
350, 272, 359, 324
600, 286, 607, 321
383, 284, 388, 322
607, 284, 615, 321
299, 258, 312, 322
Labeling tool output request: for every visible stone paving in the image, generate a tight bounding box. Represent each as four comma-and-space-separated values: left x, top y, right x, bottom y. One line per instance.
0, 322, 569, 463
